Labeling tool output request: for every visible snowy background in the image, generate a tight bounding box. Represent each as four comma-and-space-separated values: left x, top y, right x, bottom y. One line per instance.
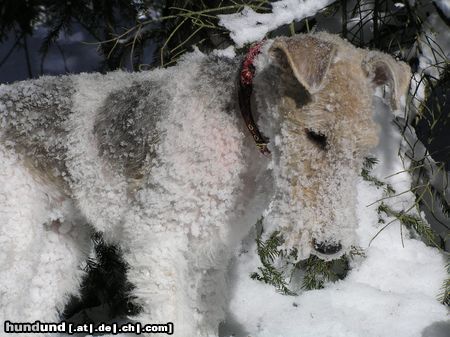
1, 1, 449, 336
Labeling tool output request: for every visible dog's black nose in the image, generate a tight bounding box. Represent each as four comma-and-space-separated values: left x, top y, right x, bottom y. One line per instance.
313, 239, 342, 255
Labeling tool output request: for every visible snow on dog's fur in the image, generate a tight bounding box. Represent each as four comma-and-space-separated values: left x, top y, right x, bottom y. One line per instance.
0, 33, 410, 336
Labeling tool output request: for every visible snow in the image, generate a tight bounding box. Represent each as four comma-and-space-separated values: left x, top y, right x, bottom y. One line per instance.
223, 99, 448, 337
434, 0, 450, 17
218, 0, 336, 47
416, 13, 450, 81
212, 46, 236, 59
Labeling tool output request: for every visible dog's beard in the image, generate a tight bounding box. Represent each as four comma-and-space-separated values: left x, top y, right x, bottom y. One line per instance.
261, 126, 360, 260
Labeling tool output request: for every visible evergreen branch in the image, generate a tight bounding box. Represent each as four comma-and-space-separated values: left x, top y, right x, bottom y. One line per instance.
251, 229, 297, 295
299, 255, 348, 290
361, 157, 396, 195
251, 225, 359, 293
376, 202, 441, 248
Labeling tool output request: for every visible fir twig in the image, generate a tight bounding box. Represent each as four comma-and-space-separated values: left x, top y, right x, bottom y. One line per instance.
250, 229, 297, 295
376, 202, 441, 248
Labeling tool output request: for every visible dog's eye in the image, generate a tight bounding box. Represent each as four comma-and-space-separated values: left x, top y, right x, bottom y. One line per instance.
305, 129, 327, 149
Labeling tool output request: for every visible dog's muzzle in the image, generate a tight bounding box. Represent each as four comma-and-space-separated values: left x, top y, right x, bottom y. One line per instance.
312, 239, 342, 255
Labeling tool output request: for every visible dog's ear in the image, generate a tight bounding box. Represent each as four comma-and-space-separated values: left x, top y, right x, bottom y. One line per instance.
362, 51, 411, 110
269, 35, 337, 94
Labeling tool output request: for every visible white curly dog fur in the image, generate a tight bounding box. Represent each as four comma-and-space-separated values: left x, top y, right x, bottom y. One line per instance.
0, 33, 410, 336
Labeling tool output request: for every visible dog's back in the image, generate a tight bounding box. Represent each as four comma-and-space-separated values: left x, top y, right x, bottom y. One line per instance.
0, 52, 244, 235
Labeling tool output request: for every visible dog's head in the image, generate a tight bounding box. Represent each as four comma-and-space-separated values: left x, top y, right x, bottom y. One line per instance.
252, 33, 411, 259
